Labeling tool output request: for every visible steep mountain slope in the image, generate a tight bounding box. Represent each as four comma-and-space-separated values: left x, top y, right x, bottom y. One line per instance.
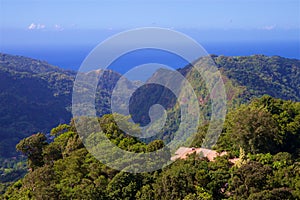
213, 55, 300, 101
0, 53, 299, 195
142, 55, 300, 144
1, 53, 300, 158
4, 100, 300, 199
0, 53, 129, 158
181, 55, 300, 105
0, 53, 75, 157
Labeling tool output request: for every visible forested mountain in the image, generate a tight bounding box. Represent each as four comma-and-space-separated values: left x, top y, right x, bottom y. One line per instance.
0, 53, 128, 158
1, 53, 299, 159
0, 53, 74, 158
3, 96, 300, 199
181, 55, 300, 106
212, 55, 300, 102
0, 53, 300, 197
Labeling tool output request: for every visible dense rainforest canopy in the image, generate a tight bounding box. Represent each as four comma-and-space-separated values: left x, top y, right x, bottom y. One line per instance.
0, 53, 300, 199
2, 96, 300, 199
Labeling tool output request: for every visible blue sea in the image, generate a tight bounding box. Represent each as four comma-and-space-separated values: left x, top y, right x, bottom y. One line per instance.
2, 40, 299, 74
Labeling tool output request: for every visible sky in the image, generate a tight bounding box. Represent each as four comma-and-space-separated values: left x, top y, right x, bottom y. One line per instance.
1, 0, 299, 30
0, 0, 299, 68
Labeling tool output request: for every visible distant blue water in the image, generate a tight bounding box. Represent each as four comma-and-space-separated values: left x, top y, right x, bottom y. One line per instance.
202, 41, 300, 60
2, 40, 299, 73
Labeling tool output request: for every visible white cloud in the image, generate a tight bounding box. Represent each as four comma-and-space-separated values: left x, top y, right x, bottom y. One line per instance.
54, 24, 64, 31
37, 24, 46, 29
262, 24, 276, 31
28, 23, 36, 30
27, 23, 66, 31
27, 23, 46, 30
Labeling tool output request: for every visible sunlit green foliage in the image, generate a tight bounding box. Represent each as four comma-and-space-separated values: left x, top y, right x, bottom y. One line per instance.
1, 53, 300, 199
3, 106, 300, 199
215, 96, 300, 156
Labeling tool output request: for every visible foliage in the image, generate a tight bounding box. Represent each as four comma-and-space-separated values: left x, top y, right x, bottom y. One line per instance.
1, 53, 300, 198
0, 156, 27, 195
0, 53, 131, 159
229, 152, 299, 199
3, 104, 300, 199
2, 53, 300, 160
215, 96, 300, 156
213, 55, 300, 102
16, 133, 47, 170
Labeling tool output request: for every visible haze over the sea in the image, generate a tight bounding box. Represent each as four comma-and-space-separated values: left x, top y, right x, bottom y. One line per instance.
1, 0, 299, 70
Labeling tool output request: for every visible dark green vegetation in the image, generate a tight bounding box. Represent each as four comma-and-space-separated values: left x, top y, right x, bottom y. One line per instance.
0, 53, 74, 158
3, 96, 300, 199
0, 53, 128, 192
184, 55, 300, 107
1, 53, 299, 159
212, 55, 300, 102
218, 96, 300, 156
0, 53, 127, 159
190, 96, 300, 157
0, 156, 27, 195
0, 53, 300, 198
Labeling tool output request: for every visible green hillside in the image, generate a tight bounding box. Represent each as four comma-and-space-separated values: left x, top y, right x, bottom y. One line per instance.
0, 53, 74, 158
0, 53, 300, 197
3, 96, 300, 199
0, 53, 128, 158
1, 53, 299, 159
213, 55, 300, 102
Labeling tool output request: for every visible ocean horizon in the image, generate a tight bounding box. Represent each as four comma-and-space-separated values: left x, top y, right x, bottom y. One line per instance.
1, 40, 299, 73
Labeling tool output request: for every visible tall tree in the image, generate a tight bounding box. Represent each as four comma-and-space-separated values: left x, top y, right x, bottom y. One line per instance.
16, 133, 47, 169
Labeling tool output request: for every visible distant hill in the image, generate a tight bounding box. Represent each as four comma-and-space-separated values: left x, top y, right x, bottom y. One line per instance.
212, 55, 300, 101
154, 55, 300, 143
181, 55, 300, 105
0, 53, 299, 158
0, 53, 127, 158
0, 53, 75, 157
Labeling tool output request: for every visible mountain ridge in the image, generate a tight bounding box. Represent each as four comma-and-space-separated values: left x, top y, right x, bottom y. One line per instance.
0, 52, 299, 158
